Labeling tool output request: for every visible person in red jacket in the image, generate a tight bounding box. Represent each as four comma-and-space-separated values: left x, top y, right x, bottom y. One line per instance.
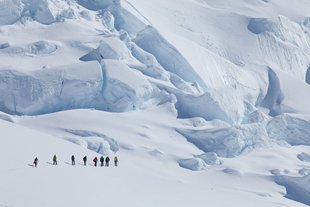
93, 157, 98, 167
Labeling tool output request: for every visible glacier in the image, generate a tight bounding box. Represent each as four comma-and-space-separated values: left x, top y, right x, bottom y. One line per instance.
0, 0, 310, 206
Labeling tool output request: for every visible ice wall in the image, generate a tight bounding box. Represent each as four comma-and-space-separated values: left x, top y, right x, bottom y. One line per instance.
0, 62, 103, 115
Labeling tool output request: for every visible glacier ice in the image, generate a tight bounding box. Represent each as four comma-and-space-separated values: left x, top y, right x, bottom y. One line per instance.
0, 59, 159, 115
175, 92, 235, 123
274, 174, 310, 206
134, 26, 206, 89
196, 152, 223, 166
177, 123, 270, 158
0, 62, 103, 115
127, 42, 160, 67
242, 110, 270, 124
99, 60, 154, 112
64, 129, 120, 153
253, 16, 310, 80
65, 136, 114, 155
77, 0, 113, 11
80, 37, 133, 62
267, 114, 310, 146
0, 0, 24, 25
102, 11, 115, 31
261, 68, 285, 116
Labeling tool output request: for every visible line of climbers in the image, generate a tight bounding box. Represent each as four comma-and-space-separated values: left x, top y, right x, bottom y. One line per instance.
33, 155, 119, 167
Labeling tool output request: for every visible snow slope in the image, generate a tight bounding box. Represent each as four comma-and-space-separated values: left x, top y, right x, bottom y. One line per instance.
0, 0, 310, 206
0, 109, 309, 207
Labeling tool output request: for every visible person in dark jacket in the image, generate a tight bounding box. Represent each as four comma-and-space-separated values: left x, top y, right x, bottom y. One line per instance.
33, 157, 38, 167
53, 155, 57, 165
71, 155, 75, 165
100, 156, 104, 167
83, 156, 87, 166
105, 156, 110, 167
93, 157, 98, 167
114, 156, 118, 167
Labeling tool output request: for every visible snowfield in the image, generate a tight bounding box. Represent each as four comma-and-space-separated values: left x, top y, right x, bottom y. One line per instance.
0, 0, 310, 206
